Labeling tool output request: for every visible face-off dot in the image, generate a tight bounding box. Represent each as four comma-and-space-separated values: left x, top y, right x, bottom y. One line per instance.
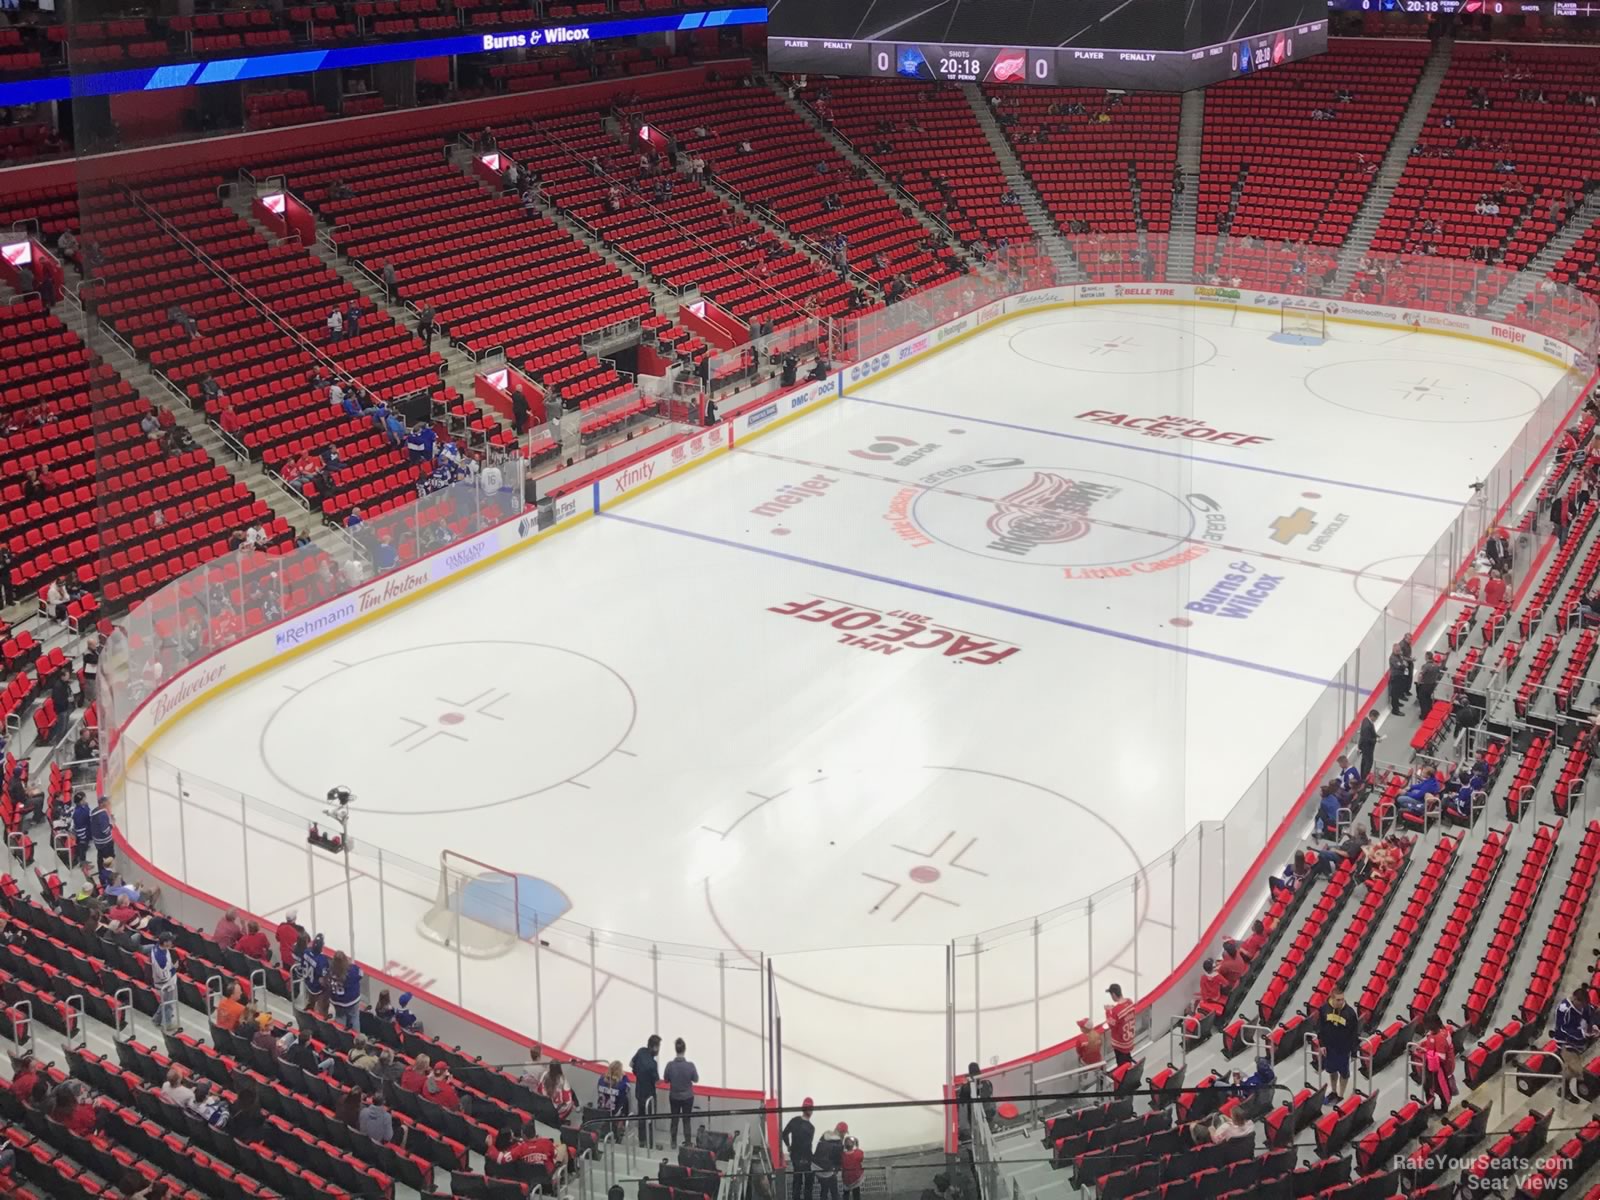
771, 527, 791, 536
1169, 617, 1194, 628
1302, 492, 1322, 500
909, 865, 941, 884
438, 712, 465, 725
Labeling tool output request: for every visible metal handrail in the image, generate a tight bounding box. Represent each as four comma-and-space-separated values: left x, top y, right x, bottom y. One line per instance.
511, 119, 869, 320
113, 185, 374, 410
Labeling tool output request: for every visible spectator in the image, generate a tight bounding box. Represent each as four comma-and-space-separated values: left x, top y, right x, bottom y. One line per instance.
1484, 569, 1509, 608
405, 421, 436, 464
348, 1034, 380, 1073
664, 1038, 698, 1147
188, 1080, 229, 1129
814, 1119, 844, 1200
213, 908, 243, 950
1318, 985, 1359, 1100
215, 981, 247, 1032
919, 1172, 954, 1200
418, 304, 436, 351
841, 1131, 864, 1200
91, 795, 115, 866
1554, 986, 1598, 1103
512, 388, 530, 436
537, 1060, 575, 1122
1239, 917, 1271, 961
330, 950, 362, 1029
159, 1067, 195, 1108
50, 1081, 98, 1134
297, 932, 328, 1014
783, 1098, 817, 1200
231, 1081, 266, 1142
399, 1054, 430, 1093
69, 793, 91, 866
275, 910, 303, 967
9, 1056, 40, 1102
327, 306, 344, 340
489, 1125, 560, 1172
596, 1059, 631, 1132
423, 1062, 461, 1111
151, 932, 179, 1031
1230, 1055, 1276, 1120
360, 1088, 398, 1144
335, 1085, 362, 1127
374, 988, 421, 1030
522, 1043, 548, 1088
1196, 959, 1227, 1011
1216, 939, 1249, 989
1103, 983, 1136, 1065
1419, 1014, 1457, 1112
955, 1062, 993, 1132
235, 921, 270, 961
632, 1033, 662, 1147
383, 261, 397, 302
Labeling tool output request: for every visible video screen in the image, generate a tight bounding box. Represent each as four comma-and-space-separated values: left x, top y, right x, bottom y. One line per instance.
769, 0, 1328, 90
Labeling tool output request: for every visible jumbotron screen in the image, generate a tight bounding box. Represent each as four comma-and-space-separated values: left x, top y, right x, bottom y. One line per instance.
769, 0, 1330, 91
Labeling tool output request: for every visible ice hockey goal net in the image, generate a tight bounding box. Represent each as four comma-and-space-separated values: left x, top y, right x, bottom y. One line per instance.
417, 851, 536, 959
1280, 303, 1327, 341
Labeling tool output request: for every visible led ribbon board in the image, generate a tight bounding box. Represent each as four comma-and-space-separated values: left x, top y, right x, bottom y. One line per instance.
0, 6, 768, 106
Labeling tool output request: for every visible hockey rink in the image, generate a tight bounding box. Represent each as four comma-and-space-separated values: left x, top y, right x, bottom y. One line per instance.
126, 303, 1571, 1145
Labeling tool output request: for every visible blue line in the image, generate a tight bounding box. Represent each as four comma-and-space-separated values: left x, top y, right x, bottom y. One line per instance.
603, 511, 1367, 692
842, 393, 1464, 508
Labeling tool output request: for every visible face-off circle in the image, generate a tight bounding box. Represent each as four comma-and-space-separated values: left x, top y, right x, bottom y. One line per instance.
910, 464, 1198, 568
703, 766, 1145, 1012
1305, 358, 1542, 424
1008, 319, 1219, 375
259, 640, 635, 815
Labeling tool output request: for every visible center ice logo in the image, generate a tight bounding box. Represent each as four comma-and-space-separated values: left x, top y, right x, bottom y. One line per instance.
985, 472, 1118, 558
907, 461, 1229, 574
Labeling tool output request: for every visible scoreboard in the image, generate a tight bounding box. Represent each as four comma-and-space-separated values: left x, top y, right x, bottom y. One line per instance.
771, 26, 1328, 91
769, 0, 1330, 91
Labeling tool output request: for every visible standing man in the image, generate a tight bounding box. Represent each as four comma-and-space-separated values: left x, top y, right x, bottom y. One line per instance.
955, 1061, 993, 1135
783, 1098, 817, 1200
418, 304, 436, 352
383, 261, 397, 303
1104, 983, 1136, 1066
1486, 527, 1513, 576
630, 1034, 661, 1149
90, 795, 115, 867
1357, 710, 1380, 784
1416, 653, 1443, 717
1552, 491, 1571, 546
1317, 985, 1359, 1099
1387, 646, 1408, 716
1553, 986, 1598, 1103
663, 1037, 698, 1149
151, 932, 179, 1031
512, 387, 530, 438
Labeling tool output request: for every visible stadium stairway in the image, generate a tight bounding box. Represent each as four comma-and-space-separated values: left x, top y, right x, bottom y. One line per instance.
1489, 193, 1600, 319
1331, 36, 1455, 295
1166, 90, 1204, 284
765, 75, 978, 264
224, 161, 573, 453
959, 82, 1081, 283
50, 256, 327, 549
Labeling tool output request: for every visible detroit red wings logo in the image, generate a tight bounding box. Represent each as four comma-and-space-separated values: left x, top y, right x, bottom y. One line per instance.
985, 472, 1119, 553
